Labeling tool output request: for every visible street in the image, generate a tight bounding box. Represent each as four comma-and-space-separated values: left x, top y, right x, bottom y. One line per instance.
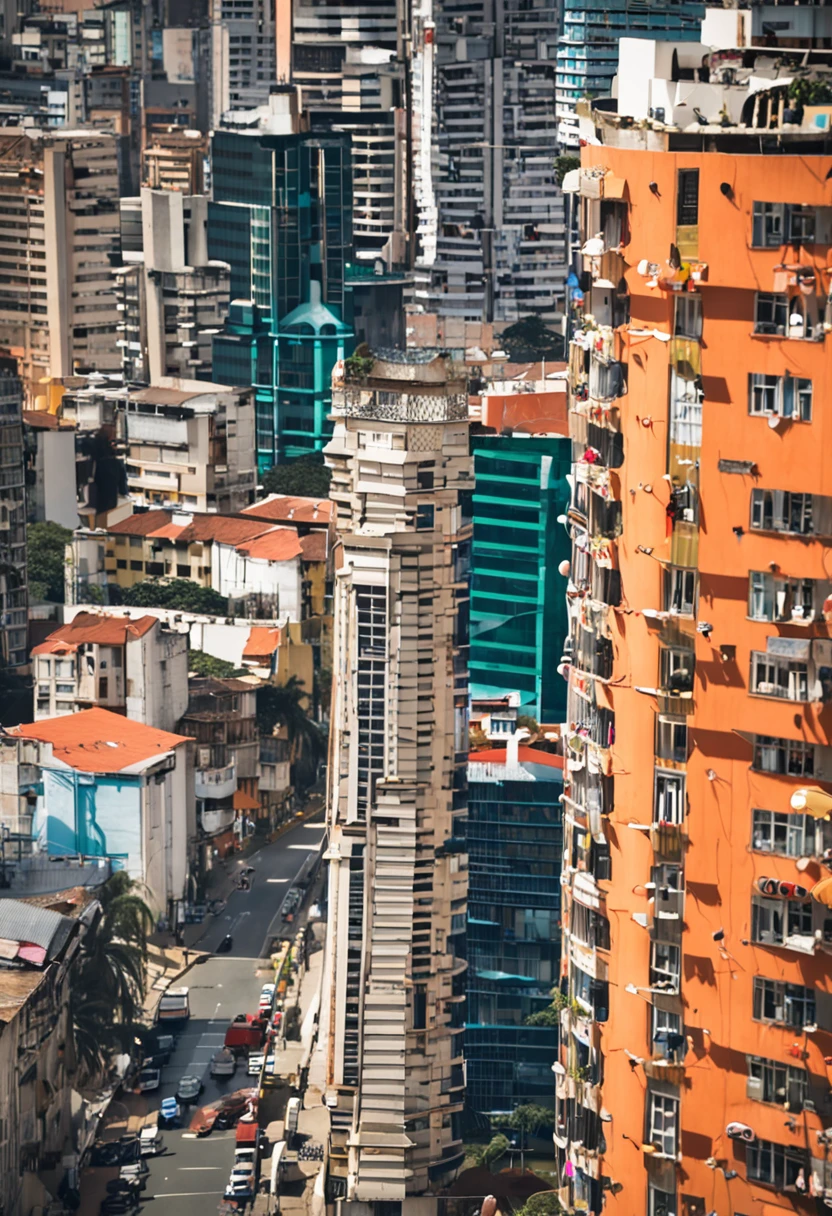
139, 814, 325, 1215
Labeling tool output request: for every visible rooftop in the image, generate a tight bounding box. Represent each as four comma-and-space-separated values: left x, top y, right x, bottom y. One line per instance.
31, 612, 157, 656
242, 494, 334, 526
243, 626, 282, 661
22, 410, 75, 431
107, 510, 273, 547
235, 528, 302, 563
9, 707, 189, 774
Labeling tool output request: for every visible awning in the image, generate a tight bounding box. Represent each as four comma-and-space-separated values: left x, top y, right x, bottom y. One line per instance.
603, 175, 627, 200
561, 169, 581, 194
233, 789, 260, 812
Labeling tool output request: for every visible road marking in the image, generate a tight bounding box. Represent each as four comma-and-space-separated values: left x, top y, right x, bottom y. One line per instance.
180, 1133, 197, 1139
302, 823, 324, 829
266, 878, 290, 884
152, 1191, 224, 1198
288, 842, 323, 850
179, 1166, 223, 1171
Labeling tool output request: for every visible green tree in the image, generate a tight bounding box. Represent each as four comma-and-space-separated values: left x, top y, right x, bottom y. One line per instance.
188, 649, 246, 678
515, 1192, 562, 1216
257, 676, 325, 789
507, 1105, 555, 1136
27, 521, 72, 603
121, 578, 228, 614
469, 1134, 510, 1171
554, 154, 580, 186
262, 453, 331, 499
70, 872, 155, 1081
500, 316, 564, 363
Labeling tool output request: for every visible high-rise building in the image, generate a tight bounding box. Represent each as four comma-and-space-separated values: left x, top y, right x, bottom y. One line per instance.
209, 94, 354, 469
466, 729, 563, 1116
0, 371, 28, 671
554, 0, 704, 148
116, 189, 230, 384
422, 0, 565, 324
557, 31, 832, 1216
210, 0, 275, 123
471, 432, 571, 723
0, 129, 123, 396
322, 350, 470, 1204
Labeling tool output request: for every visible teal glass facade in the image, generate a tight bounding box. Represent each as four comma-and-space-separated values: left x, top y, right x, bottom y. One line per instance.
465, 757, 563, 1116
208, 127, 354, 471
470, 435, 571, 722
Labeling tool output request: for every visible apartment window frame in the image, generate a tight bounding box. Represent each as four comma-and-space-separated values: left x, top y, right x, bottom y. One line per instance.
752, 977, 815, 1029
750, 489, 814, 535
676, 169, 699, 227
750, 650, 809, 702
753, 734, 815, 777
746, 1054, 808, 1108
648, 1187, 677, 1216
652, 1005, 682, 1044
664, 566, 698, 617
751, 808, 813, 858
650, 941, 681, 993
746, 1139, 807, 1190
669, 369, 702, 447
751, 895, 812, 946
655, 715, 688, 764
751, 201, 787, 248
754, 292, 788, 335
674, 294, 702, 340
750, 373, 814, 422
660, 646, 694, 695
748, 571, 815, 622
648, 1091, 679, 1159
654, 769, 686, 826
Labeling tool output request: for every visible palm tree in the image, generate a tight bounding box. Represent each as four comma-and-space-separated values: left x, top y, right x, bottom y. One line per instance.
70, 872, 154, 1081
257, 676, 326, 788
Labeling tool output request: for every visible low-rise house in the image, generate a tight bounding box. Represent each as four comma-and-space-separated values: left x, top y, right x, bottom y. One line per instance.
2, 708, 194, 919
31, 612, 189, 731
0, 891, 98, 1216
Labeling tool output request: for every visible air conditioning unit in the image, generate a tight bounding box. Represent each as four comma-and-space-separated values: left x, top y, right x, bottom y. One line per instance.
757, 681, 776, 694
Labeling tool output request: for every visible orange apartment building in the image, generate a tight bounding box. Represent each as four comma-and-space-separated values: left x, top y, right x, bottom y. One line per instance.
556, 33, 832, 1216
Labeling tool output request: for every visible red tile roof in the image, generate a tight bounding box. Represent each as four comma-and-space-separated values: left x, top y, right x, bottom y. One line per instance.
31, 612, 157, 656
299, 532, 328, 563
468, 746, 564, 769
22, 410, 75, 431
10, 707, 189, 773
242, 627, 282, 660
107, 510, 272, 546
107, 509, 176, 537
235, 528, 302, 563
242, 495, 334, 525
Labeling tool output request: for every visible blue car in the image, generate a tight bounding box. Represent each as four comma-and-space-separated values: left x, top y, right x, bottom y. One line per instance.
159, 1097, 180, 1127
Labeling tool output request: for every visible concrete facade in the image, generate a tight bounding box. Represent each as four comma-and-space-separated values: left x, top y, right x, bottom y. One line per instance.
322, 351, 470, 1203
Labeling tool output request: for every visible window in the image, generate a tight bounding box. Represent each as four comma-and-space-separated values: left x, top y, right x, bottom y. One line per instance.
752, 897, 812, 947
654, 770, 685, 825
751, 489, 814, 535
751, 374, 814, 422
656, 716, 688, 763
752, 809, 812, 857
750, 651, 809, 701
650, 941, 680, 992
788, 205, 816, 244
752, 202, 787, 247
674, 295, 702, 340
753, 978, 815, 1028
648, 1187, 676, 1216
747, 1055, 807, 1107
664, 567, 697, 616
676, 170, 699, 226
754, 293, 788, 335
652, 1006, 683, 1060
746, 1140, 806, 1189
753, 735, 815, 777
571, 962, 593, 1011
415, 504, 435, 530
669, 370, 702, 447
570, 902, 611, 950
98, 678, 108, 699
648, 1092, 679, 1158
748, 571, 815, 622
417, 466, 434, 491
660, 647, 694, 694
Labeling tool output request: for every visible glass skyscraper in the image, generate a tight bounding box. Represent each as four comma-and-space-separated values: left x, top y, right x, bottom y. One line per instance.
209, 122, 354, 470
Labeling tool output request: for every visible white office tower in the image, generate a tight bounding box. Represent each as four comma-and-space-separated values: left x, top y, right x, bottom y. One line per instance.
322, 349, 470, 1208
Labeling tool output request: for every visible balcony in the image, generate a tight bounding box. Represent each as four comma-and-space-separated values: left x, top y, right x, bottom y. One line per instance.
195, 762, 236, 801
200, 804, 235, 837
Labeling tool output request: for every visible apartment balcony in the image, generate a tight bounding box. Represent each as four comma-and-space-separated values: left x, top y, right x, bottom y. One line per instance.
200, 804, 235, 837
195, 762, 237, 801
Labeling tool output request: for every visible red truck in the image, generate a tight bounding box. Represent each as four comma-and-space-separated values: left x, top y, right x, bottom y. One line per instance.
224, 1021, 265, 1054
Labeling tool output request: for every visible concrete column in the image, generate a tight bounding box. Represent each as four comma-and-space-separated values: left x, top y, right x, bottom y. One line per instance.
43, 146, 71, 378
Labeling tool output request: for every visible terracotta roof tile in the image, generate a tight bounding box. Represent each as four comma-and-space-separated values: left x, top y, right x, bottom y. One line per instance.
22, 410, 75, 431
108, 510, 175, 537
242, 495, 334, 525
300, 532, 328, 563
235, 528, 302, 563
10, 707, 189, 773
31, 612, 157, 656
242, 627, 282, 660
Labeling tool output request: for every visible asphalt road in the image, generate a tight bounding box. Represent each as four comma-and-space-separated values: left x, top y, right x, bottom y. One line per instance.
139, 814, 325, 1215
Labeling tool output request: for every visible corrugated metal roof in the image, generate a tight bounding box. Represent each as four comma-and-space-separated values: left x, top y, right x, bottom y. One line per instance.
0, 899, 75, 957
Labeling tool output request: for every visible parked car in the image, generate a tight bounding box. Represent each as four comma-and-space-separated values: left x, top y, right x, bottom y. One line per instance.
158, 1097, 180, 1127
224, 1163, 255, 1199
260, 983, 276, 1002
134, 1067, 161, 1094
176, 1075, 204, 1104
139, 1127, 164, 1157
211, 1049, 236, 1078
